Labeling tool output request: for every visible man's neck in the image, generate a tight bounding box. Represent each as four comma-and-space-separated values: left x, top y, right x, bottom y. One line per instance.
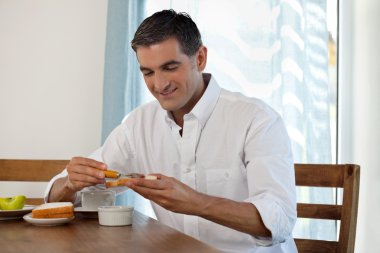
171, 74, 210, 129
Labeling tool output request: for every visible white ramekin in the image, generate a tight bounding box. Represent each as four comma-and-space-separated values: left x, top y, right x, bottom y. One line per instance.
98, 206, 134, 226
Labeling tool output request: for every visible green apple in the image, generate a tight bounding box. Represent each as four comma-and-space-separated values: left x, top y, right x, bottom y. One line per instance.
0, 195, 26, 210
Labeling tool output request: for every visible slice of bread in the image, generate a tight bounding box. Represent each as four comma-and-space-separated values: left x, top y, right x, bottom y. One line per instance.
32, 202, 74, 219
145, 175, 158, 180
105, 175, 158, 188
105, 177, 132, 188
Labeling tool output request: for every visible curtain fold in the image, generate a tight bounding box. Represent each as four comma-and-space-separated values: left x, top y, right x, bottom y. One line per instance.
102, 0, 155, 218
187, 0, 334, 239
102, 0, 145, 143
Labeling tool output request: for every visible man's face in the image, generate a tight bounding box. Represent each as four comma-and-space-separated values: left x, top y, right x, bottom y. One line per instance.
136, 37, 206, 116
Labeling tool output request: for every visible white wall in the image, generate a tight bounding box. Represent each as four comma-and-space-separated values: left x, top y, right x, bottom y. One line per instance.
340, 0, 380, 252
0, 0, 107, 158
0, 0, 108, 196
353, 0, 380, 252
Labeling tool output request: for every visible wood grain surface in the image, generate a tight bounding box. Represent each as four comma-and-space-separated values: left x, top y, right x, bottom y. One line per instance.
0, 211, 222, 253
0, 159, 69, 181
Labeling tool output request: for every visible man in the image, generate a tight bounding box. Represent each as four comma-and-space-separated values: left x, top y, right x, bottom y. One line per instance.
45, 9, 297, 253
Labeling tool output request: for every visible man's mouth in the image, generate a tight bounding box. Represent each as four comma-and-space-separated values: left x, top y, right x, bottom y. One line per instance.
159, 87, 177, 96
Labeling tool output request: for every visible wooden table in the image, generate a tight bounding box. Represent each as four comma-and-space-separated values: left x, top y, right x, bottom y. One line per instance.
0, 211, 222, 253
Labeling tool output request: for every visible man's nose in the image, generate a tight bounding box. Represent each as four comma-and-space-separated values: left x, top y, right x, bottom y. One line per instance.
154, 73, 170, 92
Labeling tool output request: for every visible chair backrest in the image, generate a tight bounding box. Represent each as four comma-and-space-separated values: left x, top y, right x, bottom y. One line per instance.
294, 164, 360, 253
0, 159, 69, 205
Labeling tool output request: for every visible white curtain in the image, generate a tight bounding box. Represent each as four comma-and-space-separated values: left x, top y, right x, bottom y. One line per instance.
102, 0, 156, 218
145, 0, 336, 240
199, 0, 335, 240
102, 0, 146, 142
104, 0, 337, 240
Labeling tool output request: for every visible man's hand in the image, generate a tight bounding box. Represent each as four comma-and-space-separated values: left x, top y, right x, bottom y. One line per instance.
65, 157, 107, 192
124, 174, 205, 215
48, 157, 107, 203
124, 173, 271, 237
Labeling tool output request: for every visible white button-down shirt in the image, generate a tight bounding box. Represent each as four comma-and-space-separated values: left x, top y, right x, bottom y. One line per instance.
45, 74, 297, 253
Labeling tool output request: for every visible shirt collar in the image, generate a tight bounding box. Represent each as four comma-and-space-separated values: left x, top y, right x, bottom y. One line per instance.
190, 73, 221, 127
164, 73, 221, 128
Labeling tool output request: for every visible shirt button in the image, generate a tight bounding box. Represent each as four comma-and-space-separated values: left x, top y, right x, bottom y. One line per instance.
224, 172, 229, 178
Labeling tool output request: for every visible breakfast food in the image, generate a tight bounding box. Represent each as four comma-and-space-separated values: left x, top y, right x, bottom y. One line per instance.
32, 202, 74, 218
145, 175, 158, 180
105, 177, 133, 188
104, 170, 119, 178
105, 174, 158, 188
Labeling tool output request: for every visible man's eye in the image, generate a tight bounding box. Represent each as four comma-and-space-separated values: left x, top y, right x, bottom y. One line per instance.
164, 66, 178, 71
143, 71, 153, 76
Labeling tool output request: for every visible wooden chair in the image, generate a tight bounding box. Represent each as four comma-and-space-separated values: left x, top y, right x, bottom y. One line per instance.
0, 159, 69, 205
294, 164, 360, 253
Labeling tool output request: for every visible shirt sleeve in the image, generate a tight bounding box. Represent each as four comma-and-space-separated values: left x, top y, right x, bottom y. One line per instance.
244, 113, 297, 246
43, 147, 104, 205
101, 122, 137, 173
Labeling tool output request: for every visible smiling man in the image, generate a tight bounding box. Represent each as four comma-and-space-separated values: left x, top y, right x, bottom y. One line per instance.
46, 9, 297, 253
137, 37, 206, 128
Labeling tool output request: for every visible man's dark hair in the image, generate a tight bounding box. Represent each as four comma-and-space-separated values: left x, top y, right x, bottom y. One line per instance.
131, 9, 202, 56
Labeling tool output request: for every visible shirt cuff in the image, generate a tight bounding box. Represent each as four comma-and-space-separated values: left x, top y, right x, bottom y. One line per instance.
245, 195, 295, 246
43, 168, 68, 203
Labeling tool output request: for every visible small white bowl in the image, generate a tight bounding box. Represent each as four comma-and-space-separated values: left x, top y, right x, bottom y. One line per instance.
98, 206, 134, 226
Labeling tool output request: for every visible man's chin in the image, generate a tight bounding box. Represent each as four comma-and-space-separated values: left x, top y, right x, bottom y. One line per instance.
158, 101, 178, 112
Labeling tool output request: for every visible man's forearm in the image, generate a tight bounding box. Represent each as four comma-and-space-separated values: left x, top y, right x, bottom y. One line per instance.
195, 194, 271, 237
47, 176, 77, 203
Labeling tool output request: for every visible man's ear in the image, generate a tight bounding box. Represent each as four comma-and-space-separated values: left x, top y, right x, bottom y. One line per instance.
196, 46, 207, 71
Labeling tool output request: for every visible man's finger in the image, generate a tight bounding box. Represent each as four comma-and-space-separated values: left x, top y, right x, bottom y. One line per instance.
71, 172, 105, 185
127, 177, 166, 190
128, 184, 163, 199
71, 157, 107, 170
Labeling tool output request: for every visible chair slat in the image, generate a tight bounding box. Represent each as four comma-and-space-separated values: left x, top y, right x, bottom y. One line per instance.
294, 164, 360, 253
0, 159, 68, 181
295, 239, 337, 253
297, 203, 342, 220
25, 198, 45, 205
294, 164, 345, 187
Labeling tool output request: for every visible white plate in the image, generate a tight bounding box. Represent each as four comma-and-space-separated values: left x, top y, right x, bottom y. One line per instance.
74, 207, 98, 218
23, 213, 74, 226
0, 205, 36, 220
74, 207, 98, 212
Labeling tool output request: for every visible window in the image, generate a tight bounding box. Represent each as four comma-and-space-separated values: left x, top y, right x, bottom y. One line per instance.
144, 0, 339, 240
105, 0, 339, 241
145, 0, 337, 161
